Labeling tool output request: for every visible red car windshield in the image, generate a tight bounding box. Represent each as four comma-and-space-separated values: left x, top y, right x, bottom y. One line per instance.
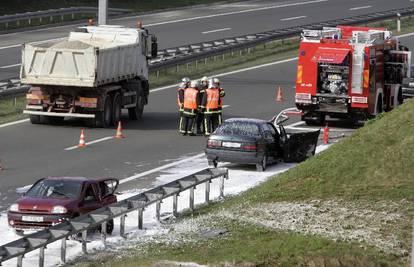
26, 180, 82, 199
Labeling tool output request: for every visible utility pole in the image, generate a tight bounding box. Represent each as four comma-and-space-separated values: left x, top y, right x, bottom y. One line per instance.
98, 0, 108, 25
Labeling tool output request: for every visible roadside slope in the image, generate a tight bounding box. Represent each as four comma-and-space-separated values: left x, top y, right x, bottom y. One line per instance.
91, 100, 414, 267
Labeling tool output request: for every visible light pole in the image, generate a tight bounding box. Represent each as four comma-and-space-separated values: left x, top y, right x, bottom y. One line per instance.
98, 0, 108, 25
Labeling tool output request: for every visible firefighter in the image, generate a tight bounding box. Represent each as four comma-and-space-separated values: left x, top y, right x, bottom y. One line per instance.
203, 78, 220, 135
178, 77, 190, 134
196, 76, 209, 134
214, 77, 226, 124
181, 80, 199, 135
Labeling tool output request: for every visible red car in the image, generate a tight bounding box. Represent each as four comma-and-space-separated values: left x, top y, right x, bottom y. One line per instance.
8, 177, 118, 235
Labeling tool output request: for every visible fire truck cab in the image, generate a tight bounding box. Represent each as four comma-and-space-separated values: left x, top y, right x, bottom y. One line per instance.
295, 26, 411, 125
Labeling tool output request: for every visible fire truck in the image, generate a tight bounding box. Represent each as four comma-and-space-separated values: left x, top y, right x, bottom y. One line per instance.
295, 26, 411, 125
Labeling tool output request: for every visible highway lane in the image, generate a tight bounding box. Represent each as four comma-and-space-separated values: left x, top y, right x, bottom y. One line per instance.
1, 0, 413, 80
0, 32, 413, 212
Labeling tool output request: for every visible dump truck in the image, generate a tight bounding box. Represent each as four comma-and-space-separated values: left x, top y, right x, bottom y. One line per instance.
295, 26, 411, 125
21, 24, 157, 127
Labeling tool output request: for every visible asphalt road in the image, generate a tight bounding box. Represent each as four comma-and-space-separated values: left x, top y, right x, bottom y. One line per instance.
1, 0, 414, 80
0, 33, 413, 213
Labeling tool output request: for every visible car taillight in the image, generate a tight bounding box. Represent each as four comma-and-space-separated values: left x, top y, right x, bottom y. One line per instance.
207, 139, 221, 148
241, 143, 257, 151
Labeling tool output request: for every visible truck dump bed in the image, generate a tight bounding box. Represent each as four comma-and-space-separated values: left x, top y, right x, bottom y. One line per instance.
20, 25, 148, 87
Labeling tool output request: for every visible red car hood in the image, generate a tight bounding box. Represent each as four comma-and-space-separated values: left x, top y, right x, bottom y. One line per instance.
17, 197, 77, 213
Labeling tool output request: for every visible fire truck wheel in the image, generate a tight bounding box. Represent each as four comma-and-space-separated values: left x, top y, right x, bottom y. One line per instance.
29, 115, 41, 124
49, 117, 64, 125
397, 87, 403, 105
377, 96, 383, 114
112, 93, 122, 125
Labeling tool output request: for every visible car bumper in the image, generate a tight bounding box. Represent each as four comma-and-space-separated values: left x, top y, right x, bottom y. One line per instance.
205, 148, 263, 165
402, 87, 414, 98
7, 212, 70, 230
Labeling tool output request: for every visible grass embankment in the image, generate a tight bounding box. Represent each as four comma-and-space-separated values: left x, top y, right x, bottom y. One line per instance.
0, 96, 27, 124
81, 100, 414, 267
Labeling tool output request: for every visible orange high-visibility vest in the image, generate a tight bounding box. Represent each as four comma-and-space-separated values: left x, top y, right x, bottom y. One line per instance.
184, 88, 198, 109
205, 88, 219, 109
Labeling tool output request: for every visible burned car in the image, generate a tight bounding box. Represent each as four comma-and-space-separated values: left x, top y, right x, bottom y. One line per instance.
205, 118, 319, 171
8, 177, 118, 234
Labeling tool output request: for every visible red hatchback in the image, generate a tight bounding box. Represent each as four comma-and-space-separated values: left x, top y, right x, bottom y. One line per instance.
8, 177, 118, 234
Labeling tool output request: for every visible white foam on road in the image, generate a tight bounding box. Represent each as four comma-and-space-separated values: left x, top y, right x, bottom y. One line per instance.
0, 143, 331, 266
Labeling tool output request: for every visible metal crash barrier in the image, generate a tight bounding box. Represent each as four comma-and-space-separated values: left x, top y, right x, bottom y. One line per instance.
0, 167, 229, 266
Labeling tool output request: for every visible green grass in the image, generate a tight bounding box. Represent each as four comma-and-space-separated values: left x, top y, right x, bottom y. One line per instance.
77, 99, 414, 267
0, 96, 27, 124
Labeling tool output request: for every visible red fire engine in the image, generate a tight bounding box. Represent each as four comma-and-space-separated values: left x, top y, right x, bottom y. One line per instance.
295, 26, 411, 125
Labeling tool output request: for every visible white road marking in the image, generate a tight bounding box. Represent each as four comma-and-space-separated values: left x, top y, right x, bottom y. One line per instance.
119, 153, 206, 184
0, 63, 21, 69
202, 27, 231, 34
280, 15, 307, 21
0, 0, 328, 50
349, 5, 372, 11
64, 136, 114, 151
119, 0, 328, 27
0, 119, 29, 128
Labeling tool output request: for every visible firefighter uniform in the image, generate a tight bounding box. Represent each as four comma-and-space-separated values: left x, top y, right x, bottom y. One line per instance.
178, 78, 190, 134
202, 80, 220, 135
181, 83, 199, 135
215, 78, 226, 124
196, 77, 208, 134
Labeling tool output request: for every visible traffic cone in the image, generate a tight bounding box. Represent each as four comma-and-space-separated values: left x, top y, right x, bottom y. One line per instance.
78, 129, 86, 148
323, 124, 330, 144
115, 121, 125, 139
276, 86, 283, 102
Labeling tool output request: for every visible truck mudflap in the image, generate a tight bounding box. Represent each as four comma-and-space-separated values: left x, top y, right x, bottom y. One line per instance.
23, 110, 95, 118
281, 129, 320, 162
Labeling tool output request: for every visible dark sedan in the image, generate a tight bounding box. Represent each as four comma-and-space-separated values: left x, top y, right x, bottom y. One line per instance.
205, 118, 320, 171
8, 177, 118, 235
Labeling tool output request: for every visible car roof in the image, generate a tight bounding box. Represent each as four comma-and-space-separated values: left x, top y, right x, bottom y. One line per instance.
224, 118, 268, 124
43, 177, 114, 182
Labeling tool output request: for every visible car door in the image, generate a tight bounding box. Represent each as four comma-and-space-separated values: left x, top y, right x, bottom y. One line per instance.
98, 178, 119, 206
79, 183, 101, 214
261, 123, 279, 162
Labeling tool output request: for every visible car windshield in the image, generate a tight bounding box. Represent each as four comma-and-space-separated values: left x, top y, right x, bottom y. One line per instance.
26, 180, 82, 199
215, 122, 261, 137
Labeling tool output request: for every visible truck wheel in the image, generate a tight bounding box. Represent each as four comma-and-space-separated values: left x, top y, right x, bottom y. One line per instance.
95, 95, 113, 128
397, 88, 403, 105
49, 117, 64, 125
112, 93, 122, 125
377, 96, 383, 114
29, 115, 41, 124
128, 82, 145, 120
256, 155, 267, 172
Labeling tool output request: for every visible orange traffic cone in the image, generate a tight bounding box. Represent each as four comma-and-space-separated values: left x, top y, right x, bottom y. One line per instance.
276, 86, 283, 102
78, 129, 86, 148
115, 121, 125, 139
323, 124, 330, 144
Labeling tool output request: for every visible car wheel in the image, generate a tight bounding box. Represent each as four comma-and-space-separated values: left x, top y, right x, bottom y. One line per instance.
256, 155, 267, 172
208, 160, 218, 168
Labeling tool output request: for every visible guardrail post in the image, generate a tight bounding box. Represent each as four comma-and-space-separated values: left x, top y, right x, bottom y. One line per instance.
176, 64, 179, 72
205, 181, 210, 203
16, 20, 20, 27
156, 70, 160, 79
219, 175, 225, 199
173, 194, 179, 217
61, 238, 66, 263
61, 15, 64, 22
204, 58, 207, 65
28, 18, 31, 25
5, 22, 8, 30
50, 16, 53, 22
39, 17, 42, 24
17, 255, 23, 267
189, 186, 195, 212
101, 221, 107, 247
120, 215, 126, 238
138, 208, 144, 230
195, 60, 198, 69
397, 13, 401, 32
81, 230, 87, 254
156, 201, 161, 221
39, 246, 45, 267
72, 13, 75, 20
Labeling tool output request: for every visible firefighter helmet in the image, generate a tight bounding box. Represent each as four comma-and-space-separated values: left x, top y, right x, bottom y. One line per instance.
190, 80, 199, 88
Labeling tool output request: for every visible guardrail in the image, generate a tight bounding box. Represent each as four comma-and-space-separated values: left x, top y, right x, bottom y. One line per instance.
1, 7, 414, 99
0, 7, 131, 30
0, 167, 229, 266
